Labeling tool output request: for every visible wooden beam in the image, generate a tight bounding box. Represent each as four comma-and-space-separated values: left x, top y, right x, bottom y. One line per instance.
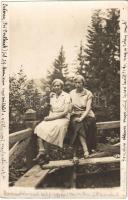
9, 128, 32, 147
15, 156, 119, 187
113, 142, 120, 146
15, 165, 50, 187
9, 137, 30, 166
96, 121, 120, 130
42, 156, 120, 170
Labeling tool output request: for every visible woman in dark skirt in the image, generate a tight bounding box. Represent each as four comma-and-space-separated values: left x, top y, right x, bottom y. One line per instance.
70, 75, 97, 159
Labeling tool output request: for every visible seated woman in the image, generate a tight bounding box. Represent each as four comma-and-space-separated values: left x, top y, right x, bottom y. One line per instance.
70, 75, 97, 159
34, 79, 71, 164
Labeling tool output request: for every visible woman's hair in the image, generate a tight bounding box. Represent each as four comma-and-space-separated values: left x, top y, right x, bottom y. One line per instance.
52, 79, 64, 88
74, 75, 85, 85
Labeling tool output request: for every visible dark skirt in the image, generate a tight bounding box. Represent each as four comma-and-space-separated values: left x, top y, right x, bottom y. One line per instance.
68, 115, 97, 153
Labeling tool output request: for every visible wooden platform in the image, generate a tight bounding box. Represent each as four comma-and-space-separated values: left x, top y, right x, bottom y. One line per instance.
15, 165, 50, 187
15, 156, 120, 187
11, 120, 120, 188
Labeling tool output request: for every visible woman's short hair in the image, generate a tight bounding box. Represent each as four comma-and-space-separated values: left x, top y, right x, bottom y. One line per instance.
52, 79, 64, 88
74, 75, 85, 85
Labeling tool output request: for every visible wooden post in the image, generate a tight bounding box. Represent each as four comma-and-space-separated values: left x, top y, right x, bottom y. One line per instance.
70, 166, 77, 188
25, 109, 38, 129
24, 109, 38, 169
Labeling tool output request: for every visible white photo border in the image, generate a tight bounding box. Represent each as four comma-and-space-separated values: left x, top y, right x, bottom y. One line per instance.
0, 1, 128, 198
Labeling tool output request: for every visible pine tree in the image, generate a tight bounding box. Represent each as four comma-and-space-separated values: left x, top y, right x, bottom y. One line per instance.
24, 79, 41, 111
76, 41, 87, 77
85, 10, 105, 92
46, 46, 69, 84
9, 66, 27, 115
9, 67, 41, 132
84, 9, 120, 120
103, 9, 120, 119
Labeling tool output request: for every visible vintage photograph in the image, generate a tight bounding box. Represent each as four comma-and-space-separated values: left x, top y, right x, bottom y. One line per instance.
1, 0, 127, 198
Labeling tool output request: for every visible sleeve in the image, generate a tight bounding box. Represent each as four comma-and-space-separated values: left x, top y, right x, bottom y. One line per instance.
49, 92, 55, 106
87, 91, 93, 100
65, 94, 71, 104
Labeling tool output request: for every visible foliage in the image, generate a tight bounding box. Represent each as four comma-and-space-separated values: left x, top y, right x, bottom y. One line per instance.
9, 67, 41, 133
46, 46, 69, 84
9, 68, 27, 114
76, 9, 120, 121
75, 41, 87, 78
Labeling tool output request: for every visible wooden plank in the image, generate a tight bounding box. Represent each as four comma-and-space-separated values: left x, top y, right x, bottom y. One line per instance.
42, 156, 120, 169
9, 137, 30, 166
9, 128, 32, 147
96, 121, 120, 130
113, 142, 120, 146
9, 141, 20, 159
15, 156, 119, 187
15, 165, 50, 187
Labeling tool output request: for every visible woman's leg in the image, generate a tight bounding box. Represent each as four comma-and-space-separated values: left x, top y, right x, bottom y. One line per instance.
86, 117, 97, 153
33, 137, 47, 162
37, 137, 45, 153
72, 139, 79, 164
79, 135, 89, 157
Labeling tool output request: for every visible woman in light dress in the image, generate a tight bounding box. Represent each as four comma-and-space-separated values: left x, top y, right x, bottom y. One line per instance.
70, 75, 97, 159
34, 79, 71, 164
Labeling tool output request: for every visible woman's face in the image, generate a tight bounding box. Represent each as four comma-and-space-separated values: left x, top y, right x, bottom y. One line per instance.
75, 78, 83, 91
53, 82, 62, 94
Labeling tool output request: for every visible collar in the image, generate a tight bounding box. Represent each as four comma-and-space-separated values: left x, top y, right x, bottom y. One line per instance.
75, 88, 87, 95
51, 91, 65, 98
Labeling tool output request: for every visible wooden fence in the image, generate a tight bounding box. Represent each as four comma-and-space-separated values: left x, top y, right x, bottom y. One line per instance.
9, 109, 120, 188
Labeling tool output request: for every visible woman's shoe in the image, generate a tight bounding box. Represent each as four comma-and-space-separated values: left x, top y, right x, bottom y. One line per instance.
38, 154, 50, 166
91, 149, 96, 153
84, 151, 89, 158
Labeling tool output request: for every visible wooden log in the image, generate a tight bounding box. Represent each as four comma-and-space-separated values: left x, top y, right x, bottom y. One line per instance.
9, 128, 32, 147
42, 156, 120, 170
96, 121, 120, 130
9, 137, 31, 166
15, 165, 50, 187
89, 145, 120, 158
15, 156, 120, 187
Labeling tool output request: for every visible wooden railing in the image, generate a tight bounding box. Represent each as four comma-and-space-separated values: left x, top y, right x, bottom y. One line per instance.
9, 109, 120, 166
9, 109, 120, 187
96, 121, 120, 130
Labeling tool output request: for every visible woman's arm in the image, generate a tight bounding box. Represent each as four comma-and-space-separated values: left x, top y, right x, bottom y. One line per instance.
44, 103, 70, 121
74, 98, 92, 122
80, 98, 92, 120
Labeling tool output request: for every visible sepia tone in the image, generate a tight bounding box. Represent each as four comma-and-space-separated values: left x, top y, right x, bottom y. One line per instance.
0, 1, 127, 199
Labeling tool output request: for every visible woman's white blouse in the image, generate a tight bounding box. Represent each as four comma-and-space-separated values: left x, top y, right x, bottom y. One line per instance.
50, 91, 71, 118
70, 88, 95, 117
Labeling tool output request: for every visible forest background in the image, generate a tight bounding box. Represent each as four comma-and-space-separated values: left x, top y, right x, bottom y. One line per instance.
9, 9, 120, 145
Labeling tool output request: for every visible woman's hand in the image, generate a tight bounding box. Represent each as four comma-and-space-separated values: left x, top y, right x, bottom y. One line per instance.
44, 114, 57, 121
44, 116, 51, 121
74, 117, 83, 122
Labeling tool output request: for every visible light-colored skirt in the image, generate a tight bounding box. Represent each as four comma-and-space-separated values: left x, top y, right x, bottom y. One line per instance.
34, 118, 69, 148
